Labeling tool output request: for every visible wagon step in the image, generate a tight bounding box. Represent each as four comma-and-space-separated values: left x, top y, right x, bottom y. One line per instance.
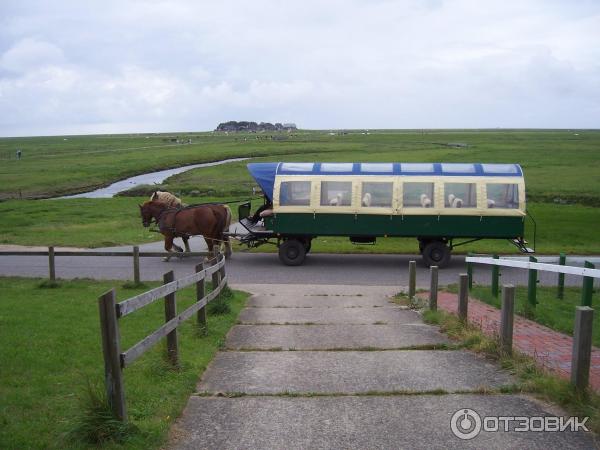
511, 238, 535, 253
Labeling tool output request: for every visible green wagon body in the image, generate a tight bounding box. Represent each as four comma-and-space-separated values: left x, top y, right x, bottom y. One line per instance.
265, 213, 524, 239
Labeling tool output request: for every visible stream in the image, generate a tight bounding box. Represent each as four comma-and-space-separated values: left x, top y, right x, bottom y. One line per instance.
59, 157, 250, 198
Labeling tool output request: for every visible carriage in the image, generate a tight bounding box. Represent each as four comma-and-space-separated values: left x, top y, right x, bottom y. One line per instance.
229, 162, 535, 267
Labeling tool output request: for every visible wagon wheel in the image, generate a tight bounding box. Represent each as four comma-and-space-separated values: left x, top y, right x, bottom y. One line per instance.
301, 238, 312, 254
422, 241, 451, 268
278, 239, 307, 266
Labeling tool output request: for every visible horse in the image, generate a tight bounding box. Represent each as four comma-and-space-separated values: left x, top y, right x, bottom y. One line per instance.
139, 200, 232, 261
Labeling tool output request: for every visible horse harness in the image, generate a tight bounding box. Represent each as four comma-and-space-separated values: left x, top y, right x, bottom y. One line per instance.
154, 204, 226, 239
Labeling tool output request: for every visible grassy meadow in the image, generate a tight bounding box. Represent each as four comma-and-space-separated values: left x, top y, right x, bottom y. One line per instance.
0, 129, 599, 253
0, 277, 247, 450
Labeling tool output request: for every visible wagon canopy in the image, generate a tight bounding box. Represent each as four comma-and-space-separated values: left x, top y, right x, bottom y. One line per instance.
246, 162, 523, 202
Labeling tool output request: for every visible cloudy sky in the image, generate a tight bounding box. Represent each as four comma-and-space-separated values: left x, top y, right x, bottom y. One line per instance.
0, 0, 599, 136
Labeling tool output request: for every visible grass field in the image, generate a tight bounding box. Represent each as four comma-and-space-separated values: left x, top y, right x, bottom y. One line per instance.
0, 277, 247, 450
1, 129, 599, 253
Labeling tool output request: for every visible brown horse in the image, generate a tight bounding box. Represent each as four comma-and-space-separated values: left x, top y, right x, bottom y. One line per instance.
139, 200, 232, 261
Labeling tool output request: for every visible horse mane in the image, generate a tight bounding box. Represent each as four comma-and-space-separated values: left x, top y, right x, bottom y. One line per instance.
150, 191, 182, 209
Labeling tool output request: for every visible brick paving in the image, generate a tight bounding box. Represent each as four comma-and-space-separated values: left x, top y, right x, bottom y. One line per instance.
429, 291, 600, 391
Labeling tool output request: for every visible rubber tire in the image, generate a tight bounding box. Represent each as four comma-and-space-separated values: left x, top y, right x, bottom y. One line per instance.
279, 239, 307, 266
422, 241, 451, 268
302, 238, 312, 254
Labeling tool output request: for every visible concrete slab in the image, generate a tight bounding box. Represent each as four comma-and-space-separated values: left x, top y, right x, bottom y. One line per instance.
169, 394, 595, 450
233, 283, 400, 297
225, 324, 449, 350
197, 350, 513, 394
237, 306, 421, 324
247, 294, 391, 308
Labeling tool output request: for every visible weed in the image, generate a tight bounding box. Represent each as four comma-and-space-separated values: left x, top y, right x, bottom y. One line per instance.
67, 381, 137, 445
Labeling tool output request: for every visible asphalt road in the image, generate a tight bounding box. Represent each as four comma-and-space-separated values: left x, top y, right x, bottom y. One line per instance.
1, 238, 598, 288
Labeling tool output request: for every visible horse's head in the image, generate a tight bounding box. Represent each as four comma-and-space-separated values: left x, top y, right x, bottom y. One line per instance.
139, 201, 162, 227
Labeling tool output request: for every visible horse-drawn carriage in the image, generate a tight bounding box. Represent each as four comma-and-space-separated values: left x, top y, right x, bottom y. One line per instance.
228, 162, 535, 267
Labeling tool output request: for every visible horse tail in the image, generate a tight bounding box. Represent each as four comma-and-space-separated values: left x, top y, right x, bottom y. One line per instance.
223, 205, 232, 232
221, 204, 233, 259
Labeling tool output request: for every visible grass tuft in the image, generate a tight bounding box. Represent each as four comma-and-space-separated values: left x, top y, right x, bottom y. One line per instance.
122, 281, 148, 290
37, 279, 60, 288
208, 298, 231, 315
67, 381, 138, 445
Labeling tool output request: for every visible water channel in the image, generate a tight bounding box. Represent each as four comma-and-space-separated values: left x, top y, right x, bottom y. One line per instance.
59, 157, 250, 198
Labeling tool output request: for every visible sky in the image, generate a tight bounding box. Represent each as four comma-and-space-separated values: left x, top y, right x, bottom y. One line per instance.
0, 0, 599, 136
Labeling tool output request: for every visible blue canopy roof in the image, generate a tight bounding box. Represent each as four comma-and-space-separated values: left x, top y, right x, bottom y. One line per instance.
247, 162, 523, 201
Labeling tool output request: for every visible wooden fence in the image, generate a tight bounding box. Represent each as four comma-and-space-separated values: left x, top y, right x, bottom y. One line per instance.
408, 257, 599, 391
0, 246, 209, 284
99, 250, 227, 421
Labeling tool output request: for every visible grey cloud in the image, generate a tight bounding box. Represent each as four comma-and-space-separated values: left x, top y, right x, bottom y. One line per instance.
0, 0, 599, 136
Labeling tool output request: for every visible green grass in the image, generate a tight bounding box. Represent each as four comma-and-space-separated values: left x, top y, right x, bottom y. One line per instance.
0, 277, 248, 449
1, 129, 600, 253
466, 285, 600, 346
422, 308, 600, 434
2, 130, 600, 203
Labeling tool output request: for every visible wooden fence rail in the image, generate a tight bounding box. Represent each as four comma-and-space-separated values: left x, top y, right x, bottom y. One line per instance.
98, 251, 227, 422
0, 246, 211, 284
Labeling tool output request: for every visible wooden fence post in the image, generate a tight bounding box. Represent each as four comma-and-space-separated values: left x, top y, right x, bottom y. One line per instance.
467, 252, 473, 290
219, 252, 227, 289
491, 254, 499, 297
458, 274, 468, 322
195, 262, 207, 331
527, 256, 538, 309
212, 249, 221, 291
48, 246, 56, 282
429, 266, 438, 311
98, 289, 127, 421
557, 253, 566, 299
500, 284, 515, 355
163, 271, 179, 367
133, 246, 140, 285
408, 260, 416, 299
581, 261, 595, 307
571, 306, 594, 391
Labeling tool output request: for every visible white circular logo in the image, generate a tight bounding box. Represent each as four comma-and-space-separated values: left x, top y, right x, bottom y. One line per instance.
451, 408, 482, 440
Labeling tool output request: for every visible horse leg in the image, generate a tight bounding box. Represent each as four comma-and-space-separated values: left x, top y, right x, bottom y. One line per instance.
182, 236, 191, 253
163, 236, 175, 262
224, 235, 232, 259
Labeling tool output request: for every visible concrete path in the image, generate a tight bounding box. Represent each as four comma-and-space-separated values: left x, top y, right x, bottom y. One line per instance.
168, 284, 595, 449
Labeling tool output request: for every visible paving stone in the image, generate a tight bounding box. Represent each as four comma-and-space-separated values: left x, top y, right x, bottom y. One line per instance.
169, 394, 594, 450
197, 350, 513, 394
237, 306, 420, 324
247, 294, 390, 308
226, 324, 449, 350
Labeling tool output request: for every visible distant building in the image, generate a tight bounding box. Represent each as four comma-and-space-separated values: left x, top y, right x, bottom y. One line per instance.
215, 121, 298, 132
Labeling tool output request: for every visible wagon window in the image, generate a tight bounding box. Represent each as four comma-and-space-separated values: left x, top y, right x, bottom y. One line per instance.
279, 181, 311, 206
486, 184, 519, 209
445, 183, 477, 208
403, 182, 435, 208
361, 182, 393, 207
321, 181, 352, 206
